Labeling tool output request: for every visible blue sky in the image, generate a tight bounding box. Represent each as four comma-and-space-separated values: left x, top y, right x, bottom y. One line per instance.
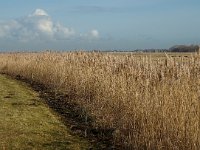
0, 0, 200, 50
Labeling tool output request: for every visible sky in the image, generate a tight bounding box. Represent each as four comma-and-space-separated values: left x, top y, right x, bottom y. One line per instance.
0, 0, 200, 51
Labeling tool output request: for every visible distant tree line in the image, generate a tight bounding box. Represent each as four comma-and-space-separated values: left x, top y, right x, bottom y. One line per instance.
93, 45, 200, 53
169, 45, 199, 52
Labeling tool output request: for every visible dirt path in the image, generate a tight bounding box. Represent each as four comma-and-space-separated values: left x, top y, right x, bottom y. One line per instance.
0, 75, 92, 149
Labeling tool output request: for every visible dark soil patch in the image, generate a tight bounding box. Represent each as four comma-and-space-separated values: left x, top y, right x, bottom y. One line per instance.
4, 92, 15, 99
4, 95, 12, 99
11, 102, 39, 107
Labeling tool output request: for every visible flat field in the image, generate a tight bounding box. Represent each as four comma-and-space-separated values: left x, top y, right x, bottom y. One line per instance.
0, 51, 199, 149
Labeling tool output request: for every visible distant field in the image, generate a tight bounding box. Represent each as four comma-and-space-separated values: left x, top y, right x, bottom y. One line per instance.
0, 51, 199, 149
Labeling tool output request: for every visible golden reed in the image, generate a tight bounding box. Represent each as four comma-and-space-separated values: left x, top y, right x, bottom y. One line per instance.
0, 51, 199, 149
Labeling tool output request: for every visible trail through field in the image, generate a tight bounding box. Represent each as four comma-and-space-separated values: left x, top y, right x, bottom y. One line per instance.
0, 75, 91, 149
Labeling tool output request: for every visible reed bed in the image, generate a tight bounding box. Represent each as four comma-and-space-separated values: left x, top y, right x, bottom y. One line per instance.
0, 51, 199, 149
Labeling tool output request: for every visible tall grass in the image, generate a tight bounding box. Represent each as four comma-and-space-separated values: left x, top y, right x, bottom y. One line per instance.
0, 51, 199, 149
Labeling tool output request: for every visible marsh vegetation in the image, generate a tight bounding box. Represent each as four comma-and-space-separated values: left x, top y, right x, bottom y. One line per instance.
0, 51, 199, 149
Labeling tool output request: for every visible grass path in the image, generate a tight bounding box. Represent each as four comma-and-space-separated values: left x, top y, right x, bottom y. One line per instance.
0, 75, 91, 149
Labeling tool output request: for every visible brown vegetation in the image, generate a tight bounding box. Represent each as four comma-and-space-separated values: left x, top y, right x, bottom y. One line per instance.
0, 51, 199, 149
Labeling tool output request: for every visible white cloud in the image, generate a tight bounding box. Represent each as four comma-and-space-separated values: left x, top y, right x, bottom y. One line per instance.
0, 20, 20, 38
37, 19, 53, 34
80, 29, 100, 40
32, 9, 49, 17
90, 29, 99, 38
0, 9, 98, 43
53, 23, 75, 39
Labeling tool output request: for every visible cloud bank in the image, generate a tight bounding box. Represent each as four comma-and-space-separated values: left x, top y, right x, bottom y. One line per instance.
0, 9, 99, 43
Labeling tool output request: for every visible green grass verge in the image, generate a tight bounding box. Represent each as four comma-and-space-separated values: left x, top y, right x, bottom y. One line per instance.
0, 75, 91, 150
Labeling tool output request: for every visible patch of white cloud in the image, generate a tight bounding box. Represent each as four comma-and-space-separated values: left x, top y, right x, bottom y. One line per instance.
0, 9, 99, 43
37, 19, 53, 34
80, 29, 100, 40
31, 9, 49, 17
53, 23, 75, 39
90, 29, 99, 38
0, 20, 20, 38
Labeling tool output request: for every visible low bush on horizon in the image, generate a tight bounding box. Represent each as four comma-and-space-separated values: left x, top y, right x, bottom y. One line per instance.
0, 51, 199, 149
